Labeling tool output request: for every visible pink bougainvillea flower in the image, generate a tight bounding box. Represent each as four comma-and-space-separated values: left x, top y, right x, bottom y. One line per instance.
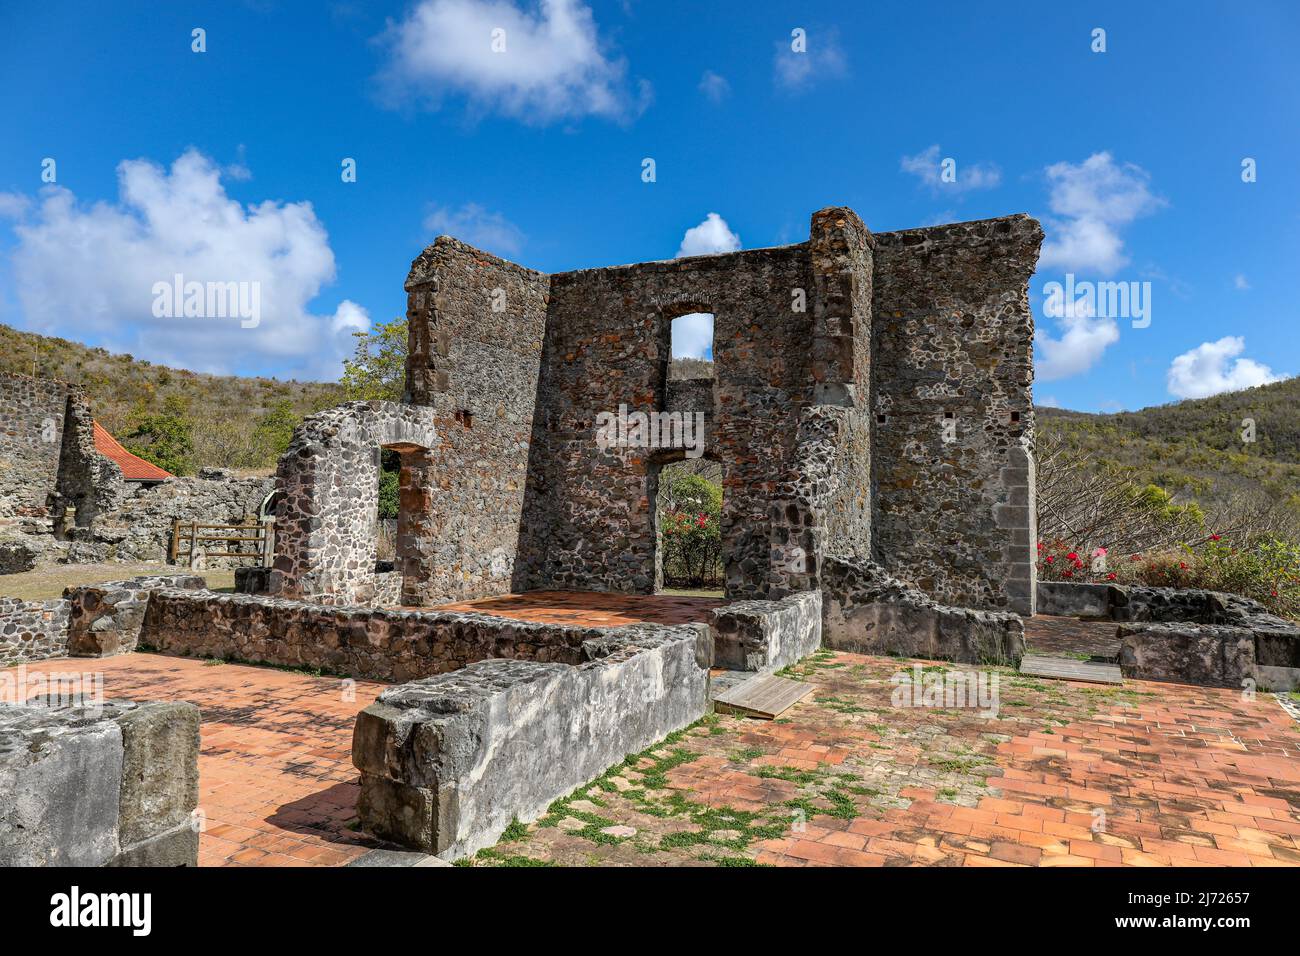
1045, 556, 1054, 564
1066, 552, 1078, 561
1209, 534, 1221, 541
1106, 572, 1117, 580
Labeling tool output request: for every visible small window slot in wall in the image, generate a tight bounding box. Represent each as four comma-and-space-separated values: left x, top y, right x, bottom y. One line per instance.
455, 409, 473, 429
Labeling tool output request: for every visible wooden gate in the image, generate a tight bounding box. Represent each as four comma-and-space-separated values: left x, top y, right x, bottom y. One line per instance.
170, 519, 273, 567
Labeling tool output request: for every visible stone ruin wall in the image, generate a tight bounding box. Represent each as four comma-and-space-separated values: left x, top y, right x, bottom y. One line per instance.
390, 207, 1042, 612
402, 239, 551, 605
268, 401, 437, 605
870, 215, 1043, 614
0, 372, 84, 528
522, 241, 812, 599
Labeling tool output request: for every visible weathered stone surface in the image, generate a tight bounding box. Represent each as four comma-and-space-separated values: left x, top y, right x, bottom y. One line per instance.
0, 699, 199, 867
711, 591, 822, 672
0, 595, 71, 665
871, 217, 1043, 615
1118, 623, 1256, 688
64, 574, 205, 657
1036, 581, 1117, 618
821, 554, 1024, 665
352, 623, 711, 859
0, 537, 40, 574
268, 401, 437, 606
115, 701, 200, 845
140, 587, 694, 683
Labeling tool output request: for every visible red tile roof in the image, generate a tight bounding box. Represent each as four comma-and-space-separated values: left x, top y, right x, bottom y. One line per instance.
92, 421, 174, 481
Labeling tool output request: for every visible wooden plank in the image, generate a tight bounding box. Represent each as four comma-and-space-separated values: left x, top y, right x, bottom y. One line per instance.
713, 674, 814, 719
1020, 655, 1123, 685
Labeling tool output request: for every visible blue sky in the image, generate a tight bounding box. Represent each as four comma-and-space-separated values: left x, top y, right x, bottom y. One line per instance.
1, 1, 1296, 411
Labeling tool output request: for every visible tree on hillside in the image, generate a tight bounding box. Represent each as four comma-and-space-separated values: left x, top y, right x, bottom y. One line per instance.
341, 317, 408, 402
123, 395, 194, 476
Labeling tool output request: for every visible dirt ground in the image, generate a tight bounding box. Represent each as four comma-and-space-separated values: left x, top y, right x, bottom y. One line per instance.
0, 561, 236, 600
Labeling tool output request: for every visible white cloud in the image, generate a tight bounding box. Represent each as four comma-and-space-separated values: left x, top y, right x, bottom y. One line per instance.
1233, 273, 1250, 291
1034, 292, 1120, 381
1038, 152, 1164, 275
377, 0, 642, 123
900, 145, 1001, 194
424, 202, 524, 256
1036, 394, 1061, 408
698, 70, 730, 104
675, 212, 740, 258
773, 29, 846, 91
1166, 336, 1283, 399
0, 192, 30, 219
671, 313, 713, 360
3, 149, 365, 379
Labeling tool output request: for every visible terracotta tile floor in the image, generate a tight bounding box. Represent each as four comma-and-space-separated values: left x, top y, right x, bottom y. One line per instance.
430, 589, 725, 627
8, 638, 1299, 868
4, 654, 387, 867
465, 651, 1300, 867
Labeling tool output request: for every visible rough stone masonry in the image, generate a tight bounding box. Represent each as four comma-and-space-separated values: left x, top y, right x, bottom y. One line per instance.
272, 207, 1043, 617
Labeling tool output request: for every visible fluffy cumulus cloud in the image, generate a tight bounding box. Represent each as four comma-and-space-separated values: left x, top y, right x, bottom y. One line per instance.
2, 150, 366, 378
675, 212, 740, 258
1038, 152, 1164, 275
377, 0, 644, 123
1033, 291, 1120, 382
424, 202, 524, 255
1166, 336, 1284, 399
900, 145, 1001, 194
669, 213, 741, 360
773, 28, 846, 91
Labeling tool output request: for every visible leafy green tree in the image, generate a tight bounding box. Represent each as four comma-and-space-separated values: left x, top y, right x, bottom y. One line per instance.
253, 399, 301, 464
377, 449, 400, 519
341, 316, 408, 402
123, 395, 194, 475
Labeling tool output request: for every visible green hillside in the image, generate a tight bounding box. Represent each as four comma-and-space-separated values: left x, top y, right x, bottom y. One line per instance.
1, 323, 346, 474
1037, 376, 1300, 517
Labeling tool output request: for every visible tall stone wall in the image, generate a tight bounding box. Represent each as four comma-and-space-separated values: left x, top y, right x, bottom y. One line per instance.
0, 372, 75, 527
870, 215, 1042, 614
403, 238, 551, 604
523, 242, 813, 600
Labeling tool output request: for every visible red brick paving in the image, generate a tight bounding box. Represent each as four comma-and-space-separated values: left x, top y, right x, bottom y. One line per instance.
4, 654, 386, 867
8, 644, 1299, 868
430, 589, 724, 626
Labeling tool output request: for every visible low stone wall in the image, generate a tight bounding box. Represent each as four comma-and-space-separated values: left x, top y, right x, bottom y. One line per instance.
0, 699, 200, 866
821, 555, 1025, 665
1118, 624, 1256, 689
140, 589, 651, 682
1040, 581, 1300, 689
1035, 581, 1116, 618
65, 575, 206, 657
711, 591, 822, 671
352, 623, 712, 859
0, 596, 70, 665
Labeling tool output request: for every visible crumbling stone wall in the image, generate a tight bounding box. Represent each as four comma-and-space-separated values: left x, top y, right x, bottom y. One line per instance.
0, 700, 199, 867
141, 587, 634, 682
520, 242, 812, 599
49, 389, 124, 537
77, 473, 271, 566
268, 401, 437, 605
871, 216, 1043, 614
0, 372, 78, 528
0, 596, 70, 665
403, 239, 550, 604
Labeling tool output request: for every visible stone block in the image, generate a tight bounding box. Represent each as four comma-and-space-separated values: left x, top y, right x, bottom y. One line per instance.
353, 624, 710, 859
